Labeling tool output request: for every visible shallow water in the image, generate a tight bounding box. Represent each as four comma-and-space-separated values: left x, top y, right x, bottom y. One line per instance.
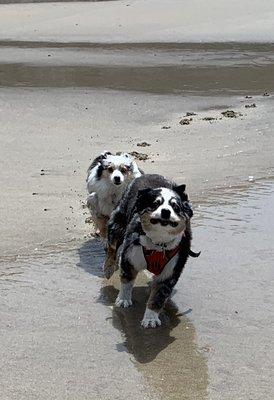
1, 181, 273, 399
1, 43, 274, 94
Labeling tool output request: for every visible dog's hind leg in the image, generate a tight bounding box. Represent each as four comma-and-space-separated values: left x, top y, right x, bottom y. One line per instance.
86, 193, 101, 236
115, 260, 138, 308
104, 245, 119, 279
104, 207, 127, 279
96, 214, 109, 239
87, 193, 109, 239
108, 207, 127, 249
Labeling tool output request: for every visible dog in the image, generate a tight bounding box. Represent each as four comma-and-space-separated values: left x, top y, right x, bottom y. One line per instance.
86, 151, 142, 238
106, 174, 200, 328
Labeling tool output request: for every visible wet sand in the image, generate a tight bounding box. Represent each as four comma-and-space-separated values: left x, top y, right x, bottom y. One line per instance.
1, 181, 273, 399
1, 85, 274, 257
1, 42, 274, 95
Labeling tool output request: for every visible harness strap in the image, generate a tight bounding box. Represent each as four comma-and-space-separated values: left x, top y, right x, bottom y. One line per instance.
143, 245, 180, 276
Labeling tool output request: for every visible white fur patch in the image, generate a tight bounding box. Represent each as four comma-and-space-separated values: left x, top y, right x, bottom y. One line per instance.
140, 233, 182, 251
141, 226, 180, 247
126, 244, 147, 271
115, 282, 133, 308
141, 308, 161, 328
104, 153, 132, 168
131, 159, 142, 178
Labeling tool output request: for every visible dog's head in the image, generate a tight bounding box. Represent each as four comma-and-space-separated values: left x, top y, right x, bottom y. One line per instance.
136, 185, 193, 242
97, 151, 141, 187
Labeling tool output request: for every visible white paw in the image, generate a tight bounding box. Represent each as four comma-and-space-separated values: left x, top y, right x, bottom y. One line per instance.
115, 297, 132, 308
141, 308, 161, 328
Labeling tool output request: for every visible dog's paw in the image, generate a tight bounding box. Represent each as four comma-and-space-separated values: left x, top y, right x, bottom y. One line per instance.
115, 298, 132, 308
141, 308, 161, 328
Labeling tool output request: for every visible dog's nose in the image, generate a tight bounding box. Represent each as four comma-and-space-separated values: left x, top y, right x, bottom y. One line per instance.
114, 176, 121, 185
161, 208, 171, 219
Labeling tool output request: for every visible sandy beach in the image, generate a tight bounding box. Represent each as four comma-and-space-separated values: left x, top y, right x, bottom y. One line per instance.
1, 0, 274, 43
0, 1, 274, 399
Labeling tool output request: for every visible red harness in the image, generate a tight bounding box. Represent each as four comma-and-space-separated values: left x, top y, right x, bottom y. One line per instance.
142, 245, 180, 276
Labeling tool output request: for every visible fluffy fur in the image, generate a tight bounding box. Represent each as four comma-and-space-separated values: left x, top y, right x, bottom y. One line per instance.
86, 151, 142, 238
106, 174, 199, 328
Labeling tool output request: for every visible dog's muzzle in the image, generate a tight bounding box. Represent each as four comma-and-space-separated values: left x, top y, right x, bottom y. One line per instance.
113, 176, 121, 185
150, 218, 178, 227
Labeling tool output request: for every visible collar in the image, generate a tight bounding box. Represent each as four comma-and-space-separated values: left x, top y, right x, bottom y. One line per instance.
139, 230, 185, 252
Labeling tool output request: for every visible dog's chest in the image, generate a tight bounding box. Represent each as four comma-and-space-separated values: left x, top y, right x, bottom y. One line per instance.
92, 180, 123, 216
126, 242, 179, 280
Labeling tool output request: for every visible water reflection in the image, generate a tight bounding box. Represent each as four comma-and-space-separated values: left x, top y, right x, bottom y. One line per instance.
98, 277, 208, 399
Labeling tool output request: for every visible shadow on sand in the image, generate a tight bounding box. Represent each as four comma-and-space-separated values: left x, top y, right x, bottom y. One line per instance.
98, 282, 193, 364
77, 238, 105, 277
77, 239, 208, 398
77, 239, 190, 363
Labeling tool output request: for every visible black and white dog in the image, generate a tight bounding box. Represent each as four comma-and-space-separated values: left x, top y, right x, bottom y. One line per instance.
86, 151, 142, 238
107, 174, 199, 328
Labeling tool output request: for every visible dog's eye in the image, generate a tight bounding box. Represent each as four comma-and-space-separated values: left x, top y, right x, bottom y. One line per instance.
107, 166, 114, 173
152, 200, 161, 209
171, 202, 180, 213
120, 166, 128, 174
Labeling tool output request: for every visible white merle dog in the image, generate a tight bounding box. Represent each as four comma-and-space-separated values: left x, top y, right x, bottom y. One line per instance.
86, 151, 142, 239
106, 174, 200, 328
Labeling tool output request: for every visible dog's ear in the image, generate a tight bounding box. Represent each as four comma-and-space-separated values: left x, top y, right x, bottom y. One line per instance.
173, 184, 193, 217
101, 150, 112, 158
99, 151, 112, 167
182, 201, 193, 218
136, 188, 153, 213
173, 184, 188, 201
138, 188, 152, 197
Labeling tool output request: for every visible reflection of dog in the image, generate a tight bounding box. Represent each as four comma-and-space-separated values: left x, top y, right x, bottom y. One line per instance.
86, 151, 142, 238
107, 174, 200, 328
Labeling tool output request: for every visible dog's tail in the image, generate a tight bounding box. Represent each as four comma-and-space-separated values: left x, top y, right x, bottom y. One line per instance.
189, 249, 201, 258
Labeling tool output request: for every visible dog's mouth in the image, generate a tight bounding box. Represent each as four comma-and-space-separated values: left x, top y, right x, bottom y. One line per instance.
150, 218, 178, 227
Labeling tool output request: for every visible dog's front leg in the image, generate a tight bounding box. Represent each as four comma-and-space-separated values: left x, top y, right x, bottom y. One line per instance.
141, 279, 175, 328
115, 260, 138, 308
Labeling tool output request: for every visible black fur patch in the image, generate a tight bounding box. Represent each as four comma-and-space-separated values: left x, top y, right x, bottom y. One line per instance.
136, 188, 163, 213
87, 152, 110, 172
96, 162, 104, 179
173, 184, 188, 201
